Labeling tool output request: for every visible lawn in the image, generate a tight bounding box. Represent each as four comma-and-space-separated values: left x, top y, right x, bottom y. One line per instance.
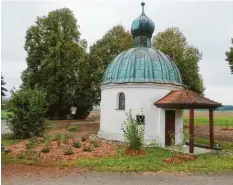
76, 149, 233, 172
2, 133, 233, 173
183, 116, 233, 127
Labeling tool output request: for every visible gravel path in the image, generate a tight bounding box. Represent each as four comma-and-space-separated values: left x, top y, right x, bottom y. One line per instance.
2, 164, 233, 185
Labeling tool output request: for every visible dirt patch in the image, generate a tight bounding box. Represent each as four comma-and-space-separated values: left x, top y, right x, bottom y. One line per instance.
163, 154, 197, 164
185, 125, 233, 142
125, 148, 146, 156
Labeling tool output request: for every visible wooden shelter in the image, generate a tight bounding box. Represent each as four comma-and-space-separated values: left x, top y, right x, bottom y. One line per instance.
155, 89, 222, 153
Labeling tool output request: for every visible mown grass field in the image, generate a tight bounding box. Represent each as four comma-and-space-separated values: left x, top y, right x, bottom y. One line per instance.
183, 111, 233, 127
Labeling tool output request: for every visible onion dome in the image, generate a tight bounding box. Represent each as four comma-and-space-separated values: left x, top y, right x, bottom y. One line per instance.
131, 2, 155, 47
101, 2, 183, 86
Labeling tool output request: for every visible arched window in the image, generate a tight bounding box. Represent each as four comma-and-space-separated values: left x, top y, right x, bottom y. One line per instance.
118, 92, 125, 110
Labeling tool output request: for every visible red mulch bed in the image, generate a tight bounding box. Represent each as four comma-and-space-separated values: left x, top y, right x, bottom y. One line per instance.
8, 138, 116, 163
125, 148, 146, 156
163, 154, 197, 164
7, 127, 116, 163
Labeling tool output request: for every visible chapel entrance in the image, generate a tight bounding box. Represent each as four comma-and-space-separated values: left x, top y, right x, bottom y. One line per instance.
165, 110, 175, 146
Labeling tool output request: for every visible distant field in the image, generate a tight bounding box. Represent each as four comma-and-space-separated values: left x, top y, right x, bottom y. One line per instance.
183, 111, 233, 117
183, 111, 233, 127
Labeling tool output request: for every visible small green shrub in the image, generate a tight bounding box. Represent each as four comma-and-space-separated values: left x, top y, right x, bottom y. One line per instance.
43, 133, 51, 143
41, 143, 50, 153
121, 109, 145, 150
81, 135, 88, 142
63, 132, 71, 144
73, 141, 81, 148
54, 132, 62, 146
83, 143, 93, 152
67, 125, 80, 132
63, 146, 74, 155
6, 88, 47, 138
90, 140, 99, 148
26, 136, 37, 149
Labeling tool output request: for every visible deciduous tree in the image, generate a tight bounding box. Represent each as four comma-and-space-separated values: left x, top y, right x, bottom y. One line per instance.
1, 75, 7, 99
153, 27, 204, 94
88, 25, 133, 104
22, 8, 92, 119
225, 38, 233, 74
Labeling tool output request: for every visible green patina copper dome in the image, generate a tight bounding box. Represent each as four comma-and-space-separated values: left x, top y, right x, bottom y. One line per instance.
102, 2, 183, 86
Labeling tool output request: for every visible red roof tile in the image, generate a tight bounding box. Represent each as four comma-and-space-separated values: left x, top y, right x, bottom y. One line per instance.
155, 89, 222, 109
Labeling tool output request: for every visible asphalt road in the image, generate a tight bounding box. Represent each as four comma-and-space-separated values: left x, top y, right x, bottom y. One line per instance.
2, 165, 233, 185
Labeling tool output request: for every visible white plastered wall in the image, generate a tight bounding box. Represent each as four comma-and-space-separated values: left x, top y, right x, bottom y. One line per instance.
98, 83, 183, 147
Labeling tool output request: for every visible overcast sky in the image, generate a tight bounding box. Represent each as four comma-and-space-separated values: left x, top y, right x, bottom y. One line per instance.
1, 0, 233, 105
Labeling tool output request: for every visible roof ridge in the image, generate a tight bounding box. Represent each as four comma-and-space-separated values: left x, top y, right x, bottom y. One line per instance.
186, 89, 194, 103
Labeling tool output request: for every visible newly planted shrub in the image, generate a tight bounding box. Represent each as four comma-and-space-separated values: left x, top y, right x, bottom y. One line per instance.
81, 135, 88, 142
67, 125, 80, 132
73, 141, 81, 148
54, 132, 62, 146
63, 146, 74, 155
121, 109, 145, 150
43, 133, 51, 143
41, 143, 50, 153
90, 140, 99, 148
6, 88, 47, 138
83, 143, 93, 152
63, 132, 71, 144
26, 136, 37, 149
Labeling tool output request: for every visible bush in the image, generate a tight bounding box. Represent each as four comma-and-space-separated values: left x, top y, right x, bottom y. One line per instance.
121, 109, 145, 150
90, 140, 99, 148
26, 136, 37, 149
81, 135, 88, 142
54, 132, 62, 146
63, 146, 74, 155
63, 132, 71, 144
43, 133, 51, 143
73, 141, 81, 148
67, 125, 80, 132
6, 88, 47, 138
83, 143, 93, 152
41, 143, 50, 153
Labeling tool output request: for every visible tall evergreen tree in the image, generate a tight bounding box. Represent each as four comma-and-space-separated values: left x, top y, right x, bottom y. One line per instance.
88, 25, 133, 104
22, 8, 92, 119
153, 27, 204, 94
225, 38, 233, 74
1, 75, 7, 99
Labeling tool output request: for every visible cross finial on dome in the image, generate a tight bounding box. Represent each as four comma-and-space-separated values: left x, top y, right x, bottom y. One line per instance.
141, 1, 145, 14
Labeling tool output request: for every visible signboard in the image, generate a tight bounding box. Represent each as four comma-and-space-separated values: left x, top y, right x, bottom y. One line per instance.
71, 107, 77, 115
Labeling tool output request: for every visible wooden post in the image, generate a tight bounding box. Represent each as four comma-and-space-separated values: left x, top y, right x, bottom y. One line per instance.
189, 108, 194, 153
209, 109, 214, 150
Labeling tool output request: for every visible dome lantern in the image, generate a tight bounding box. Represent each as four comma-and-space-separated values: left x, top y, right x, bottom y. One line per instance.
131, 2, 155, 48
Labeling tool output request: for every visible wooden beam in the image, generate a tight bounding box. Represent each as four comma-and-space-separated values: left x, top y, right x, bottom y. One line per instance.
189, 108, 194, 153
209, 109, 214, 150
